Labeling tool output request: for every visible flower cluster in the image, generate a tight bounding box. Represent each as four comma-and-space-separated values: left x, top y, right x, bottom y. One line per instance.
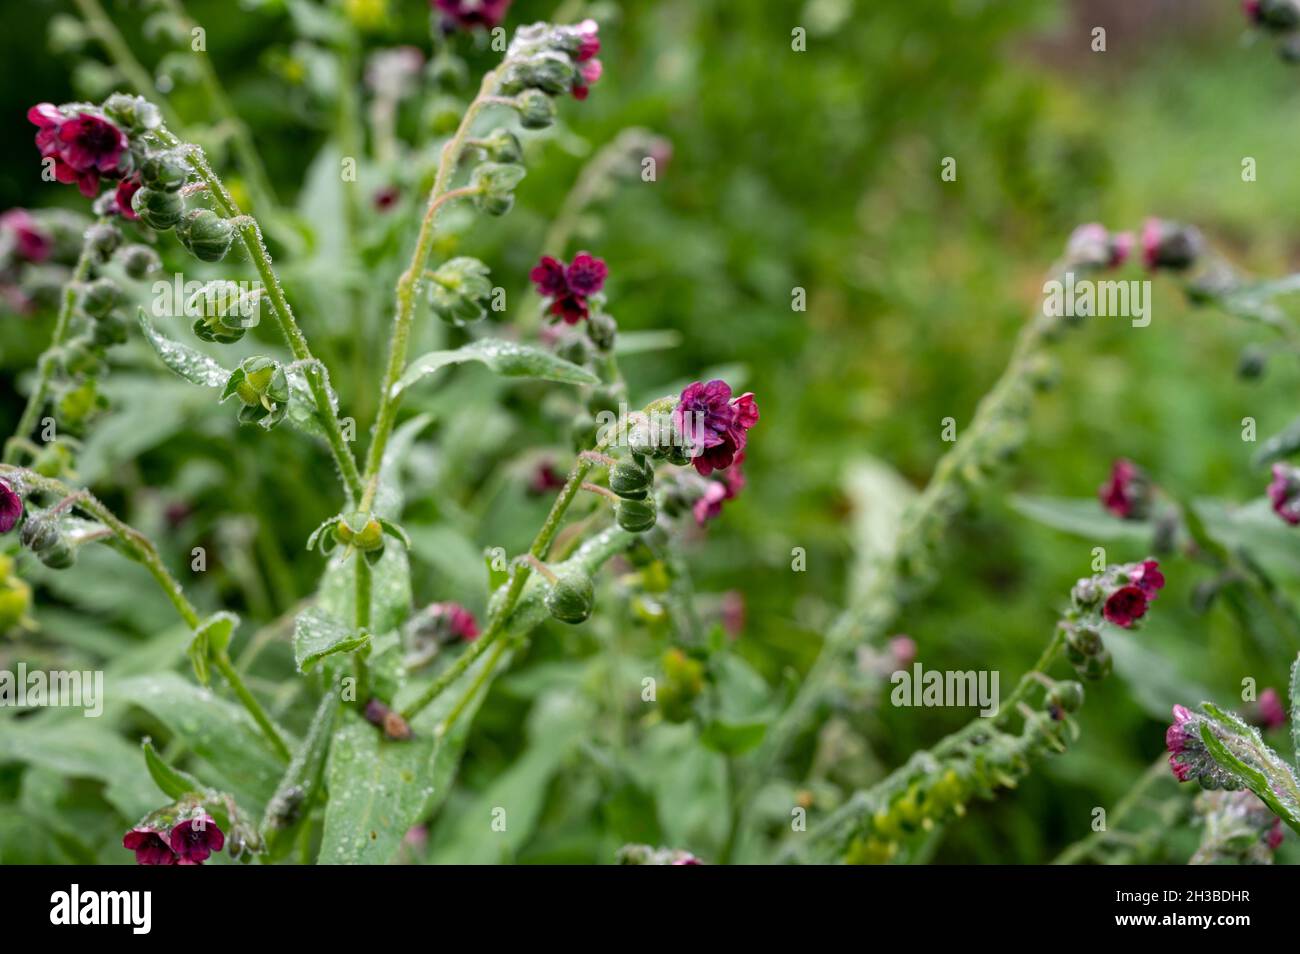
29, 102, 131, 200
502, 19, 602, 110
1165, 704, 1238, 786
530, 252, 608, 324
1063, 559, 1165, 682
1098, 458, 1152, 520
1064, 223, 1132, 271
673, 380, 759, 476
0, 478, 21, 534
1267, 462, 1300, 525
123, 813, 224, 865
616, 844, 702, 865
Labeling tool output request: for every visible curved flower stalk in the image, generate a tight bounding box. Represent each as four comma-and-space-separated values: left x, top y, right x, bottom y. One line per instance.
1051, 757, 1186, 865
788, 559, 1166, 864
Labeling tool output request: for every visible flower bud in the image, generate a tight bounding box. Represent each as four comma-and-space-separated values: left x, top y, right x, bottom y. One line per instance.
505, 51, 577, 96
59, 336, 105, 378
555, 335, 592, 367
190, 280, 255, 344
1077, 648, 1112, 681
479, 128, 523, 164
1140, 218, 1202, 272
132, 185, 185, 231
118, 243, 161, 279
334, 511, 385, 552
428, 256, 493, 326
1047, 681, 1085, 717
1064, 624, 1102, 663
470, 162, 526, 217
545, 568, 594, 624
81, 277, 121, 317
616, 496, 657, 533
19, 512, 75, 569
587, 311, 617, 351
140, 151, 190, 192
176, 209, 235, 263
91, 309, 129, 348
85, 221, 122, 261
609, 457, 653, 500
56, 379, 107, 431
101, 93, 162, 133
222, 356, 289, 428
514, 89, 557, 130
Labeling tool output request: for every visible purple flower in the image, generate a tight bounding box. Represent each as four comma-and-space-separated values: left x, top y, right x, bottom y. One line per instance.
0, 479, 22, 534
1098, 458, 1149, 519
123, 827, 177, 865
1166, 705, 1197, 781
1065, 223, 1133, 270
1258, 687, 1287, 730
674, 381, 759, 477
1129, 559, 1165, 600
529, 252, 608, 324
0, 209, 52, 263
693, 481, 729, 527
527, 459, 567, 496
169, 815, 224, 865
432, 0, 513, 31
114, 176, 142, 220
29, 104, 129, 199
1268, 463, 1300, 525
1102, 584, 1149, 628
571, 20, 602, 100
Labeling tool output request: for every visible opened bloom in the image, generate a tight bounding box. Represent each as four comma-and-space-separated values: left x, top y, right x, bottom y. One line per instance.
1099, 458, 1149, 520
1268, 463, 1300, 525
675, 381, 759, 476
530, 252, 608, 323
693, 452, 747, 525
1129, 559, 1165, 600
432, 0, 513, 30
1257, 687, 1286, 729
29, 103, 129, 198
571, 20, 602, 99
123, 827, 177, 865
169, 815, 224, 864
0, 209, 52, 263
1165, 704, 1197, 781
0, 479, 22, 534
1103, 584, 1149, 628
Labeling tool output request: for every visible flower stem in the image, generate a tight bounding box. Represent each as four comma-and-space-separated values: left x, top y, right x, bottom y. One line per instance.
359, 68, 503, 511
158, 130, 364, 504
4, 219, 104, 463
211, 651, 291, 761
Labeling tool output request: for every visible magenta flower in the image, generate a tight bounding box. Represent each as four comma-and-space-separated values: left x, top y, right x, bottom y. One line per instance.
1140, 217, 1201, 272
433, 602, 480, 641
1258, 687, 1287, 730
1166, 705, 1197, 782
1268, 463, 1300, 525
693, 481, 729, 527
432, 0, 513, 30
1098, 458, 1148, 519
571, 20, 602, 99
114, 176, 142, 220
0, 209, 52, 263
1065, 223, 1133, 270
674, 381, 759, 477
529, 252, 608, 323
29, 104, 129, 198
169, 816, 224, 864
1267, 818, 1284, 851
527, 459, 567, 496
0, 478, 22, 534
123, 827, 177, 865
1129, 559, 1165, 600
1102, 584, 1149, 628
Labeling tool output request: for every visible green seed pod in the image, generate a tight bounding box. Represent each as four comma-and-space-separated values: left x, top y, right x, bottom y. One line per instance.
222, 355, 289, 428
80, 277, 121, 318
545, 568, 594, 624
118, 243, 161, 280
140, 151, 189, 191
514, 89, 556, 130
428, 257, 493, 326
91, 309, 129, 348
56, 379, 107, 432
1047, 681, 1085, 714
616, 496, 657, 533
190, 280, 256, 344
479, 128, 523, 164
470, 162, 526, 217
334, 511, 385, 553
609, 457, 653, 500
85, 221, 122, 261
132, 185, 185, 231
176, 209, 235, 263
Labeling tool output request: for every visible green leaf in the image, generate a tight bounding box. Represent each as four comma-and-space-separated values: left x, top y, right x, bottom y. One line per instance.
614, 330, 682, 355
0, 721, 157, 820
699, 719, 768, 756
395, 339, 599, 396
118, 674, 290, 810
283, 366, 340, 440
262, 693, 337, 860
142, 738, 206, 800
136, 309, 230, 388
1253, 416, 1300, 469
293, 607, 371, 674
1198, 724, 1300, 835
1009, 494, 1152, 543
186, 611, 238, 685
1290, 653, 1300, 769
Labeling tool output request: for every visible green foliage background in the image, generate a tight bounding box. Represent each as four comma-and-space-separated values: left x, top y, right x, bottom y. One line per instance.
2, 0, 1299, 863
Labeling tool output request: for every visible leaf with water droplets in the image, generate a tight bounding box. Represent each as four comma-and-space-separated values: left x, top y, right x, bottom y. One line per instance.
394, 339, 599, 396
186, 610, 238, 686
293, 607, 370, 674
118, 673, 291, 811
284, 366, 339, 439
137, 309, 230, 388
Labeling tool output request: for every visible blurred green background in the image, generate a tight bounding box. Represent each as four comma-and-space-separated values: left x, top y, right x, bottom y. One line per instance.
3, 0, 1299, 863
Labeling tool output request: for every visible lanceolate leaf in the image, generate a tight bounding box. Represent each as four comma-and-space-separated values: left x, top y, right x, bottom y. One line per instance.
137, 309, 230, 388
1252, 415, 1300, 469
262, 693, 337, 860
394, 339, 599, 396
142, 738, 206, 800
293, 607, 371, 673
1198, 724, 1300, 835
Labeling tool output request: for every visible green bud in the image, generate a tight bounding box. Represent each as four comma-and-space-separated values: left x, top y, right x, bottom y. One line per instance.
616, 496, 657, 533
545, 568, 594, 624
81, 277, 121, 318
132, 185, 185, 231
428, 257, 493, 326
334, 511, 385, 552
479, 128, 523, 164
222, 356, 289, 428
118, 244, 161, 280
1065, 624, 1102, 660
555, 335, 592, 367
56, 380, 107, 431
91, 310, 129, 348
514, 89, 556, 130
609, 457, 653, 500
470, 162, 526, 217
32, 442, 76, 479
569, 410, 598, 453
1077, 648, 1112, 681
507, 52, 576, 96
1047, 681, 1085, 714
140, 151, 190, 192
587, 311, 617, 351
19, 513, 75, 570
85, 221, 122, 261
101, 93, 162, 132
190, 280, 255, 344
425, 95, 465, 135
176, 209, 235, 262
60, 336, 105, 378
